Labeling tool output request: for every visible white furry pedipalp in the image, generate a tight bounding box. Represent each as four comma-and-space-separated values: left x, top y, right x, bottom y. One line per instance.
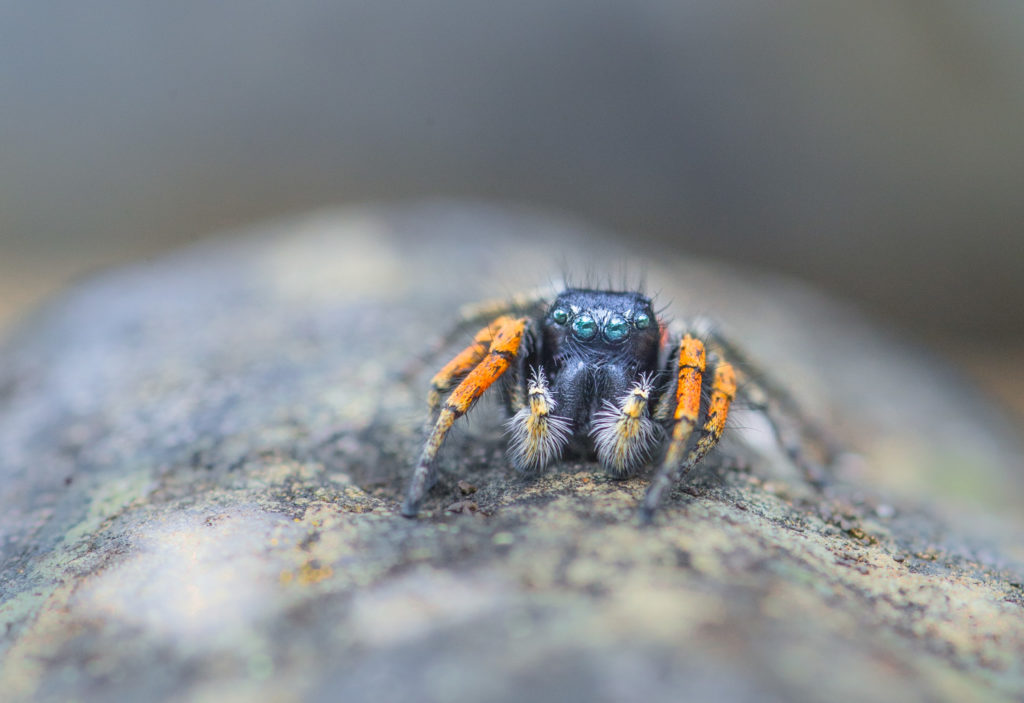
590, 375, 659, 477
505, 368, 572, 473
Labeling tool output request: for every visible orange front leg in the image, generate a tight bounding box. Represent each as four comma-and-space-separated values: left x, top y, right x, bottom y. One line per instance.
426, 315, 518, 416
402, 316, 528, 517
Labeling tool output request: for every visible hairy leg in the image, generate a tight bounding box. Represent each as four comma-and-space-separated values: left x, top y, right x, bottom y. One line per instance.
399, 290, 551, 382
642, 352, 736, 523
401, 316, 528, 517
701, 328, 842, 489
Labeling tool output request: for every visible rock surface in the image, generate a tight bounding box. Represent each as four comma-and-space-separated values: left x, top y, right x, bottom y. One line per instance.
1, 202, 1023, 702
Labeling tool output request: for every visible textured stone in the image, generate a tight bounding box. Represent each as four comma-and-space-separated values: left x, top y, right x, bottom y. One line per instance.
1, 202, 1023, 702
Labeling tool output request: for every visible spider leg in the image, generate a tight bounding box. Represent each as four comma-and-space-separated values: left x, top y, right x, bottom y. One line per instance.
424, 315, 518, 423
733, 368, 831, 488
401, 316, 528, 517
653, 334, 706, 452
398, 290, 551, 382
456, 289, 553, 326
642, 336, 736, 523
700, 328, 842, 489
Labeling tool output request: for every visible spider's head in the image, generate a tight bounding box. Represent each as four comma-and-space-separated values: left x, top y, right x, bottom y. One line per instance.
544, 288, 660, 366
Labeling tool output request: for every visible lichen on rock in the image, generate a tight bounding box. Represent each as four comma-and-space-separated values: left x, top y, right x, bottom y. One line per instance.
1, 203, 1023, 702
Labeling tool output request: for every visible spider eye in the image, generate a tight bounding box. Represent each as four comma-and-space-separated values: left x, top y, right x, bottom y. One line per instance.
551, 308, 569, 325
604, 315, 629, 342
571, 314, 597, 340
634, 312, 651, 330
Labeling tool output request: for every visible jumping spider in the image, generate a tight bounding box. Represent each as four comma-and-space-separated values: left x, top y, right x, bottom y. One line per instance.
401, 287, 836, 523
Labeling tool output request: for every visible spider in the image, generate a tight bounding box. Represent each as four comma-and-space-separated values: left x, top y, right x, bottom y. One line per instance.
401, 287, 835, 523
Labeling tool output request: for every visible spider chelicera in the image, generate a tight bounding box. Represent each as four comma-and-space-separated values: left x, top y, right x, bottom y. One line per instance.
401, 287, 834, 523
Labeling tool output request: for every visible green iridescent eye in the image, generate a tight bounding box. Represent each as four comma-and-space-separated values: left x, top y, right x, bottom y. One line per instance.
604, 315, 629, 342
551, 308, 569, 324
634, 312, 651, 329
571, 314, 597, 340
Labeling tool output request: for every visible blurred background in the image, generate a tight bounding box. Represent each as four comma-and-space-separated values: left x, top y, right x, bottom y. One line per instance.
2, 1, 1023, 423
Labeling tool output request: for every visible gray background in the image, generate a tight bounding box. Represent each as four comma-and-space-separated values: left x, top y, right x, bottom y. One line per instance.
2, 1, 1023, 416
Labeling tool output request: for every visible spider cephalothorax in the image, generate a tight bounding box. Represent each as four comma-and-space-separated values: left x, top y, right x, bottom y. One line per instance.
401, 287, 831, 523
524, 289, 662, 473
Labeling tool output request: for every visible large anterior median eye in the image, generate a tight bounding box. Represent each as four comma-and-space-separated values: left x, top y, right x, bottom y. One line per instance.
571, 313, 597, 340
604, 314, 629, 342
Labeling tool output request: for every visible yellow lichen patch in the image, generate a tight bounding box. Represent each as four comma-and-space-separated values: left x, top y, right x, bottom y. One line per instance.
247, 459, 322, 488
297, 561, 334, 585
343, 485, 368, 500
